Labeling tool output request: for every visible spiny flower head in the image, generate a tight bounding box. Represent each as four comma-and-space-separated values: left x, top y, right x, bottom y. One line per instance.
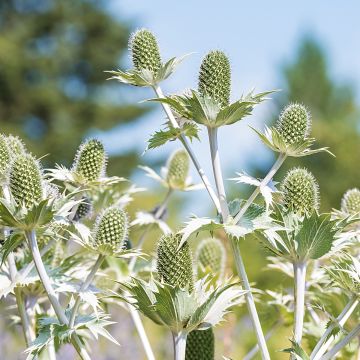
166, 149, 190, 189
196, 238, 226, 277
0, 134, 11, 174
9, 154, 44, 209
281, 168, 320, 216
129, 29, 162, 76
92, 207, 128, 253
6, 135, 26, 156
198, 50, 231, 108
341, 188, 360, 215
186, 328, 215, 360
276, 103, 311, 145
72, 139, 106, 182
157, 233, 194, 290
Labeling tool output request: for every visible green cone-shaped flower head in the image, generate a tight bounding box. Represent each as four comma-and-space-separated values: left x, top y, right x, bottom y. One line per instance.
186, 328, 215, 360
9, 154, 44, 209
196, 238, 226, 277
281, 168, 319, 216
0, 135, 11, 174
93, 207, 128, 252
341, 188, 360, 214
198, 50, 231, 108
157, 233, 194, 290
166, 149, 189, 189
130, 29, 161, 76
6, 135, 26, 156
276, 103, 311, 145
73, 139, 106, 182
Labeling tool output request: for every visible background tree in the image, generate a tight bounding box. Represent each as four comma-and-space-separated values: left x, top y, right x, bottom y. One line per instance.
272, 36, 360, 210
0, 0, 149, 176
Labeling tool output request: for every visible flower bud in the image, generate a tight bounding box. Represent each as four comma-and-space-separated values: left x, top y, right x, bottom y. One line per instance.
186, 328, 215, 360
0, 135, 10, 174
93, 207, 128, 252
6, 135, 26, 156
281, 168, 319, 216
9, 154, 44, 209
198, 50, 231, 108
276, 103, 311, 145
129, 29, 162, 76
157, 233, 194, 290
72, 139, 106, 182
166, 149, 189, 189
341, 188, 360, 214
196, 238, 225, 277
74, 196, 92, 221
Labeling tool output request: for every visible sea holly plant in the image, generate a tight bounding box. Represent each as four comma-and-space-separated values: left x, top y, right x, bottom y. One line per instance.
1, 28, 360, 360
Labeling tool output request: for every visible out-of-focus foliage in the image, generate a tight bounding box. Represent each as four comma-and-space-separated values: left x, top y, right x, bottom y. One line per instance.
273, 37, 360, 210
0, 0, 148, 176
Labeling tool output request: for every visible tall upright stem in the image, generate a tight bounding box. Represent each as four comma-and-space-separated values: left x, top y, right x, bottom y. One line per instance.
25, 230, 91, 360
152, 85, 221, 214
311, 296, 359, 360
208, 128, 270, 360
129, 306, 155, 360
234, 153, 286, 224
293, 262, 307, 349
208, 128, 229, 220
172, 332, 187, 360
8, 250, 35, 346
69, 254, 105, 328
321, 324, 360, 360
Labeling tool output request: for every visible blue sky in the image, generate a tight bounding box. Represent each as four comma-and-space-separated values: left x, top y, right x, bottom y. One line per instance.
97, 1, 360, 213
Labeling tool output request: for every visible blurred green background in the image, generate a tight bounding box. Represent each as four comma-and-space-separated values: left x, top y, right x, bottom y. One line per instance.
0, 0, 359, 359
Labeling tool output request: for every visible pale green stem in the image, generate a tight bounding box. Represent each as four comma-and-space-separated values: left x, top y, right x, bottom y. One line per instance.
8, 250, 35, 346
47, 339, 57, 360
172, 332, 187, 360
208, 128, 229, 219
321, 323, 360, 360
128, 188, 173, 273
152, 85, 221, 214
69, 254, 105, 328
311, 296, 359, 360
128, 305, 155, 360
25, 230, 91, 360
233, 153, 287, 224
208, 128, 270, 360
243, 320, 282, 360
293, 262, 307, 350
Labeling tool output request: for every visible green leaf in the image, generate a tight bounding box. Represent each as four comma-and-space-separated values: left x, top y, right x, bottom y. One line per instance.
0, 231, 24, 265
147, 122, 199, 150
281, 340, 310, 360
295, 213, 337, 260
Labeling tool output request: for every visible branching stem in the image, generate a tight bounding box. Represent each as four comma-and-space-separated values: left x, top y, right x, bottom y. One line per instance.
69, 254, 105, 328
310, 296, 359, 360
208, 128, 270, 360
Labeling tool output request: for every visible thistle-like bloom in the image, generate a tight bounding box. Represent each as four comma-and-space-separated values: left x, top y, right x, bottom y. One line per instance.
252, 103, 331, 157
107, 29, 187, 87
281, 168, 320, 216
72, 139, 106, 182
341, 188, 360, 215
6, 135, 26, 156
196, 238, 226, 280
0, 135, 11, 181
198, 50, 231, 108
276, 104, 311, 145
186, 328, 214, 360
92, 207, 128, 256
130, 29, 162, 76
9, 154, 44, 209
157, 233, 194, 290
166, 149, 190, 190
